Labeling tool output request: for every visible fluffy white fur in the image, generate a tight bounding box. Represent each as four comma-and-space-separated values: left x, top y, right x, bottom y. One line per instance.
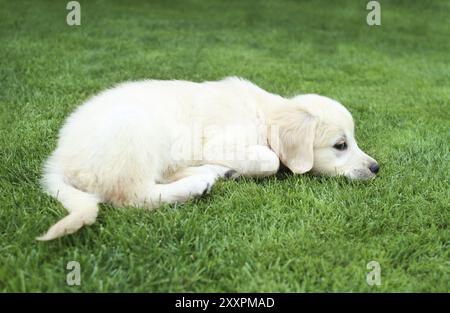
38, 77, 378, 240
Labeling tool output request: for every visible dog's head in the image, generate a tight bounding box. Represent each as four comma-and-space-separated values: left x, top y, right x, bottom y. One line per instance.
268, 94, 379, 180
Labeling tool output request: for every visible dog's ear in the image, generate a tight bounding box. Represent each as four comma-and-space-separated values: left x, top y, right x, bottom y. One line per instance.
268, 106, 317, 174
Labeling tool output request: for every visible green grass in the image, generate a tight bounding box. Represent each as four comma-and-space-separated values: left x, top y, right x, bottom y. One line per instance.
0, 0, 449, 292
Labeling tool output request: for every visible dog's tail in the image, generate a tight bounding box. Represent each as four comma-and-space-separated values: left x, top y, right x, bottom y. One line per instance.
37, 165, 100, 241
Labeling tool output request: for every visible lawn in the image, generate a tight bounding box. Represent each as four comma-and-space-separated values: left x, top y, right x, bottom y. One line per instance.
0, 0, 449, 292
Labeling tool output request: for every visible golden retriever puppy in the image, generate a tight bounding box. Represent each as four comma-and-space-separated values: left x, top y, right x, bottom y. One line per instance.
38, 77, 379, 240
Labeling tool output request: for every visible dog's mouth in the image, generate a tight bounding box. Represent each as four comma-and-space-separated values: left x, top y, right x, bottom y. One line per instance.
277, 161, 379, 181
346, 169, 377, 180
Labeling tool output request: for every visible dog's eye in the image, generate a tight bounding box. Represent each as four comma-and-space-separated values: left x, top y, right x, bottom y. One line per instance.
333, 142, 347, 151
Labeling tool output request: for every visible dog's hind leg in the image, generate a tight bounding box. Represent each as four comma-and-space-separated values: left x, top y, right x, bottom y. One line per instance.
137, 164, 234, 208
165, 164, 237, 182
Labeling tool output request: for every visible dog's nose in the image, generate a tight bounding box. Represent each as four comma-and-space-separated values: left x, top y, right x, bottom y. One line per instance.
369, 163, 380, 174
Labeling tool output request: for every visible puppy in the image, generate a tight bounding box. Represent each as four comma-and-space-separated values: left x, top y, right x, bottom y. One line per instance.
38, 77, 379, 240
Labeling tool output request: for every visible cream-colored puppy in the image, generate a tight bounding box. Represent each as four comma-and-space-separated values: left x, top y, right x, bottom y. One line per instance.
38, 77, 379, 240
